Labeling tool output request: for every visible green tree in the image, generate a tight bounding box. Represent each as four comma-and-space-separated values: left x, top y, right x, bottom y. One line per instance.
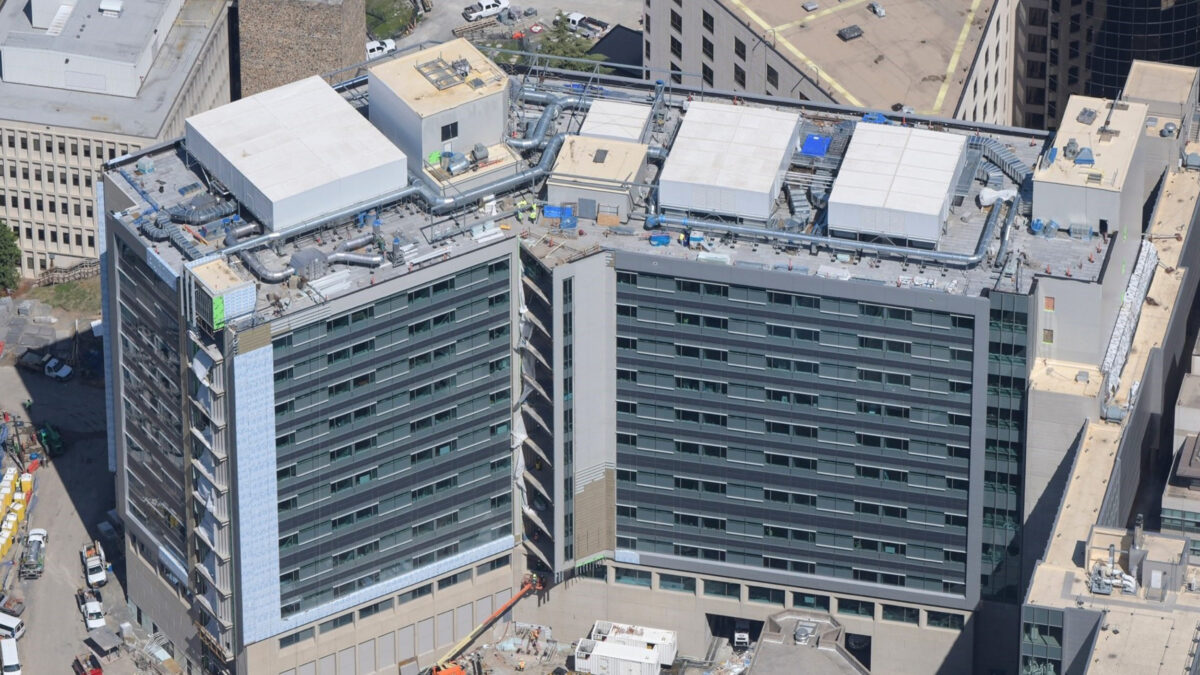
0, 221, 18, 291
535, 17, 611, 73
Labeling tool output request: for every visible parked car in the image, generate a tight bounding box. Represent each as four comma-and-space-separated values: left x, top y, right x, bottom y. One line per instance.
365, 39, 396, 60
462, 0, 509, 22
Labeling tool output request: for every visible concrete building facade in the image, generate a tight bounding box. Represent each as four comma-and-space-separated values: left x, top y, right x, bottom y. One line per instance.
0, 0, 230, 278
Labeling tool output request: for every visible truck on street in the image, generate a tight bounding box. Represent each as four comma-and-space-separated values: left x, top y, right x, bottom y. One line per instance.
18, 530, 46, 580
80, 540, 107, 587
76, 588, 105, 630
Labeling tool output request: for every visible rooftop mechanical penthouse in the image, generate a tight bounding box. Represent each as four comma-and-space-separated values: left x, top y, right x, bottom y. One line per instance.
101, 41, 1200, 675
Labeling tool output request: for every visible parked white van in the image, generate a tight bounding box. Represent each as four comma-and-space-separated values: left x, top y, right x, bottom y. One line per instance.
0, 637, 20, 675
0, 614, 23, 641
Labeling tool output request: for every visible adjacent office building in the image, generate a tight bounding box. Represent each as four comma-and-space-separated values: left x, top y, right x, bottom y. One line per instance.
104, 40, 1200, 675
0, 0, 230, 278
642, 0, 1017, 124
1013, 0, 1200, 129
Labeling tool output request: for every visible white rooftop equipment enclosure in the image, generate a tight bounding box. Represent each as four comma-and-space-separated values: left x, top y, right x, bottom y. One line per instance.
185, 76, 408, 233
827, 123, 966, 246
579, 100, 652, 142
658, 101, 800, 221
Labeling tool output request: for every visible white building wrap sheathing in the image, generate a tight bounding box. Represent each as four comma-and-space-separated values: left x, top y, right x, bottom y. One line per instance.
828, 123, 967, 246
233, 345, 284, 643
658, 101, 800, 221
185, 76, 407, 233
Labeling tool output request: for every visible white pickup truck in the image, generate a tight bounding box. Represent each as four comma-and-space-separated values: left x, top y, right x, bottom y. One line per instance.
80, 540, 107, 588
462, 0, 508, 21
76, 589, 105, 630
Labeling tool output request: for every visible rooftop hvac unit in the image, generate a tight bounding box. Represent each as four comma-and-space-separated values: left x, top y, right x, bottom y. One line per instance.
838, 25, 863, 41
1076, 107, 1098, 125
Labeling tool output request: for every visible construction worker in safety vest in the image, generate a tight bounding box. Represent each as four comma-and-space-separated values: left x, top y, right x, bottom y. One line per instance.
527, 202, 539, 223
515, 199, 528, 222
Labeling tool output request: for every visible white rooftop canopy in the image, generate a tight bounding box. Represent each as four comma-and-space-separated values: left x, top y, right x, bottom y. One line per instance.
579, 100, 652, 142
658, 101, 800, 221
827, 123, 966, 246
185, 76, 408, 233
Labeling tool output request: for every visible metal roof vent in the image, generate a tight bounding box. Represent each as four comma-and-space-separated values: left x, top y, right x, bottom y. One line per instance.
1161, 122, 1179, 137
1062, 138, 1081, 161
838, 25, 863, 41
1076, 107, 1098, 125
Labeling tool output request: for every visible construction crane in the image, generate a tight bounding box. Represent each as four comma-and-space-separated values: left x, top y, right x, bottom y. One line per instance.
424, 573, 545, 675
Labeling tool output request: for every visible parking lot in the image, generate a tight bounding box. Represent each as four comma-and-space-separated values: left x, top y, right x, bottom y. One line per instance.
399, 0, 643, 46
0, 354, 140, 673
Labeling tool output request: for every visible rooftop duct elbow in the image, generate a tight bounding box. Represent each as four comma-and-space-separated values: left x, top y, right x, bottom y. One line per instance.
646, 145, 669, 162
507, 89, 592, 151
326, 251, 386, 267
237, 249, 295, 284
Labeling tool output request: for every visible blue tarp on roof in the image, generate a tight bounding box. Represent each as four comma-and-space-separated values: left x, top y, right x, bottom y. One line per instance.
800, 134, 832, 157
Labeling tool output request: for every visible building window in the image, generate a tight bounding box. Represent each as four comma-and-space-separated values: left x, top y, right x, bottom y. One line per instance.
927, 611, 964, 630
441, 122, 459, 142
644, 40, 651, 59
703, 580, 740, 598
614, 568, 651, 587
1043, 296, 1055, 311
671, 36, 682, 58
398, 584, 432, 604
1042, 329, 1054, 343
659, 574, 696, 593
766, 65, 778, 88
702, 37, 713, 59
794, 592, 830, 611
670, 64, 682, 84
882, 605, 920, 623
278, 628, 314, 648
837, 599, 874, 617
702, 10, 714, 32
670, 10, 682, 31
748, 586, 784, 605
734, 65, 746, 87
734, 38, 746, 60
702, 64, 714, 86
319, 613, 353, 633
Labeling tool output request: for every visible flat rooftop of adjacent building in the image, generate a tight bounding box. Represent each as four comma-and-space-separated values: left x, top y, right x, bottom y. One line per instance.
369, 38, 507, 118
1124, 61, 1199, 110
0, 0, 223, 137
1033, 96, 1148, 193
550, 136, 647, 184
716, 0, 993, 116
2, 0, 167, 66
1026, 163, 1200, 675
